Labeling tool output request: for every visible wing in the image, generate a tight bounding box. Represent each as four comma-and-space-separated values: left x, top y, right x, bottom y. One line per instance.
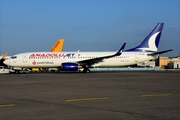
77, 43, 126, 66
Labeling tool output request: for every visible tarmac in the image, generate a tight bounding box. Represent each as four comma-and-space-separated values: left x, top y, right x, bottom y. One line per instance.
0, 71, 180, 120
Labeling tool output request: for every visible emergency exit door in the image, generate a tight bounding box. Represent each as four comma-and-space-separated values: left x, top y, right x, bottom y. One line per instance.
23, 54, 27, 63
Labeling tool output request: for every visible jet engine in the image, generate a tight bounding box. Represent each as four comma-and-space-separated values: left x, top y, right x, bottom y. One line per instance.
61, 62, 80, 71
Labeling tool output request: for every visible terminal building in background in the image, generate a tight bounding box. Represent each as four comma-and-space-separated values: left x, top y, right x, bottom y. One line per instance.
137, 56, 180, 69
157, 56, 180, 69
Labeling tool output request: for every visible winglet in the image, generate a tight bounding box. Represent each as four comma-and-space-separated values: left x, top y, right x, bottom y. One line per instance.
114, 43, 126, 56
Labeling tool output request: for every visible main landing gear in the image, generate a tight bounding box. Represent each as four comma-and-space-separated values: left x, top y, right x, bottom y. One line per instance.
83, 68, 90, 73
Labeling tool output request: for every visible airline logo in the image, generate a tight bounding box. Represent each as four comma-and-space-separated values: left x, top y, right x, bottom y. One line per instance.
32, 61, 36, 65
138, 31, 160, 52
29, 53, 75, 58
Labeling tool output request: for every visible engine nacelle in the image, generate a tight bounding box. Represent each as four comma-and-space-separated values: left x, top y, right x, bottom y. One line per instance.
61, 62, 79, 71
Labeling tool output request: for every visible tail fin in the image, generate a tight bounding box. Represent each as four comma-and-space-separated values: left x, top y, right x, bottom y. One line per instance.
0, 52, 8, 67
126, 23, 164, 52
2, 52, 8, 59
50, 38, 64, 52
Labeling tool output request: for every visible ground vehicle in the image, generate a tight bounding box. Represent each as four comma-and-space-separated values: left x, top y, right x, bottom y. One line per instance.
0, 66, 10, 74
9, 67, 31, 74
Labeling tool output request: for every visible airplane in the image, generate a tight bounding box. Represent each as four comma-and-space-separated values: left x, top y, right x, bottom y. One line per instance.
4, 23, 173, 73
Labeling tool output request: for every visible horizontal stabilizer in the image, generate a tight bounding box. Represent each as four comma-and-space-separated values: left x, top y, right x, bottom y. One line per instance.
148, 49, 173, 56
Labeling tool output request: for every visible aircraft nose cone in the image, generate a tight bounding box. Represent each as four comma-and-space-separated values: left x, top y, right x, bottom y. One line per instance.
3, 59, 9, 65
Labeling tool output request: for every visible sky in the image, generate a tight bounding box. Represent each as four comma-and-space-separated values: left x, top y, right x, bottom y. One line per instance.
0, 0, 180, 56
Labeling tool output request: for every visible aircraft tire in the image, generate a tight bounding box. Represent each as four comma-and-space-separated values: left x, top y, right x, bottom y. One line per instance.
83, 68, 90, 73
15, 70, 20, 74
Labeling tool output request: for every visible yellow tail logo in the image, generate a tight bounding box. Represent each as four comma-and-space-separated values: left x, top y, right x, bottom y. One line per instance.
50, 39, 64, 52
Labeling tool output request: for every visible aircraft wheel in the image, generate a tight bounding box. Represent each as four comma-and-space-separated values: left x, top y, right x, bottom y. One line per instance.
86, 69, 90, 73
83, 68, 90, 73
15, 70, 20, 74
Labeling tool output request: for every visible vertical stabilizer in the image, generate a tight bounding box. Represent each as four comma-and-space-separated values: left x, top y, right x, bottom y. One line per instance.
2, 52, 8, 59
50, 39, 64, 52
126, 23, 164, 52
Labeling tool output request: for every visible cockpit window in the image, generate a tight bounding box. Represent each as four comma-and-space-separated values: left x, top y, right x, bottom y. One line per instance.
11, 56, 17, 59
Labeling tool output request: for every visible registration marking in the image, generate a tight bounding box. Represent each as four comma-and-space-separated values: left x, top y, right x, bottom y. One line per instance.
66, 97, 108, 102
141, 94, 173, 97
0, 104, 16, 108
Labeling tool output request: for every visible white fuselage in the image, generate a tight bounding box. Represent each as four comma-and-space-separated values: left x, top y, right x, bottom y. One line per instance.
4, 51, 156, 68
